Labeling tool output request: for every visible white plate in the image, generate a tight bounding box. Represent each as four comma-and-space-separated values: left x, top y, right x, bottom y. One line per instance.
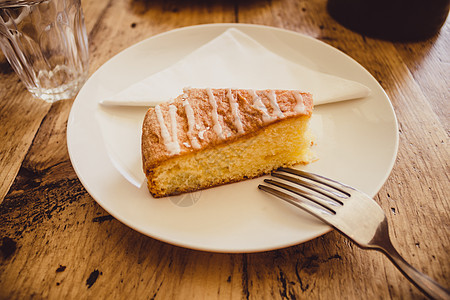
67, 24, 398, 253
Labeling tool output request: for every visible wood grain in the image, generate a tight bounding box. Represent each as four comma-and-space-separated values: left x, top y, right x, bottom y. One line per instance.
0, 0, 448, 299
0, 53, 52, 204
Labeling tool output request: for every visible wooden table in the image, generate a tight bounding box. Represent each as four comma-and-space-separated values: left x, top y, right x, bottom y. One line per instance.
1, 0, 449, 298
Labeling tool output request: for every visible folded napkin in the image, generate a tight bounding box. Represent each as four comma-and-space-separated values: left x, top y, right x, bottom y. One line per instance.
97, 28, 371, 188
100, 28, 370, 107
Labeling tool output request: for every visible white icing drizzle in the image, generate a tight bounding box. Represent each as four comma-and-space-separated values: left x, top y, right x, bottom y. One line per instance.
206, 88, 224, 139
294, 91, 307, 114
155, 105, 171, 145
248, 89, 273, 123
183, 99, 201, 149
266, 90, 284, 118
168, 105, 181, 153
155, 104, 180, 155
226, 88, 245, 134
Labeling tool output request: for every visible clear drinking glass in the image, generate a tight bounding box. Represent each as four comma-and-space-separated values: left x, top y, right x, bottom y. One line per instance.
0, 0, 89, 102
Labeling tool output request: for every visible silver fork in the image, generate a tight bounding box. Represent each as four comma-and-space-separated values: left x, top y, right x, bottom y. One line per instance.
258, 167, 450, 300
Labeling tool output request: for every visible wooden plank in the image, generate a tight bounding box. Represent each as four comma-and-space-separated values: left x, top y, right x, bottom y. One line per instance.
0, 56, 51, 204
394, 21, 450, 128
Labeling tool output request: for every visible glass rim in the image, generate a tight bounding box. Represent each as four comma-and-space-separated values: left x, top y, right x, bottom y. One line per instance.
0, 0, 48, 9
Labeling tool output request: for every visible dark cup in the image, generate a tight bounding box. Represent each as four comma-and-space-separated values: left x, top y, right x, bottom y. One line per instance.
327, 0, 450, 42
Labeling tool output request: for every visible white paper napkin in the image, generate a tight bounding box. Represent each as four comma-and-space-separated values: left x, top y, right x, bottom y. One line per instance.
100, 28, 370, 107
97, 28, 371, 188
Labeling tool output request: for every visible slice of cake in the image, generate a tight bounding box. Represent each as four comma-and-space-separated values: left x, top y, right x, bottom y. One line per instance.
142, 88, 314, 198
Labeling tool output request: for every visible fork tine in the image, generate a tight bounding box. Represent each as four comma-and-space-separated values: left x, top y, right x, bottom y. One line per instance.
270, 172, 345, 205
263, 178, 340, 211
277, 167, 353, 196
258, 184, 335, 218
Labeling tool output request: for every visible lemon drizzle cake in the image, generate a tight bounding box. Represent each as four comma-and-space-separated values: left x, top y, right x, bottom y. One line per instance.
142, 88, 314, 198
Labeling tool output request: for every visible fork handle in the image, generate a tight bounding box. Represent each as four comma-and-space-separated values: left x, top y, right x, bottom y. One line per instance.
378, 239, 450, 300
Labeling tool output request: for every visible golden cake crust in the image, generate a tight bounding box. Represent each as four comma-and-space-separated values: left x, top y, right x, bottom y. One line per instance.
142, 88, 313, 174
